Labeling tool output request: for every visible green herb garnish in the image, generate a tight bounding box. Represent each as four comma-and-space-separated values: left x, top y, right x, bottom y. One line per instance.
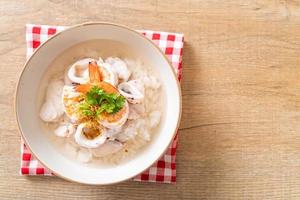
79, 86, 125, 118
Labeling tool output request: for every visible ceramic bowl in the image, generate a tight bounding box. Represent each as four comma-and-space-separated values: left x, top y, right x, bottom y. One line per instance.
15, 22, 181, 185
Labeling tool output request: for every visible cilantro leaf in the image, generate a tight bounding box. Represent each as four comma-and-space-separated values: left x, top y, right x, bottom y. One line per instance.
86, 97, 98, 105
115, 96, 125, 108
79, 86, 126, 117
82, 110, 94, 116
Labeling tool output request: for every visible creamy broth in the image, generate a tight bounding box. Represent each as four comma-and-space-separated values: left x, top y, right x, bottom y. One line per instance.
38, 39, 165, 167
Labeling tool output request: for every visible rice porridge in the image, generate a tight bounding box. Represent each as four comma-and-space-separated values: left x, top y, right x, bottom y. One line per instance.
38, 40, 164, 166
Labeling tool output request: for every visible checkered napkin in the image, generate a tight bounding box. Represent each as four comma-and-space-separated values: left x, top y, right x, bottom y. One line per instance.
21, 24, 184, 184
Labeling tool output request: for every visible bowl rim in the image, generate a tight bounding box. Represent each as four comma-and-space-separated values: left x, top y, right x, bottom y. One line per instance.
15, 21, 182, 185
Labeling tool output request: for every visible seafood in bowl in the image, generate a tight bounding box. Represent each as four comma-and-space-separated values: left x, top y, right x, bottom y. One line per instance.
16, 23, 181, 184
39, 56, 162, 164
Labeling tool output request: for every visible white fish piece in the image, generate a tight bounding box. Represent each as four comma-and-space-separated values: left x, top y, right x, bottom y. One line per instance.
148, 110, 161, 128
99, 101, 129, 129
105, 57, 131, 82
67, 58, 94, 84
40, 79, 65, 122
46, 79, 64, 99
46, 79, 65, 116
91, 140, 123, 157
74, 123, 107, 148
77, 148, 92, 163
39, 101, 59, 122
118, 80, 144, 104
54, 123, 76, 137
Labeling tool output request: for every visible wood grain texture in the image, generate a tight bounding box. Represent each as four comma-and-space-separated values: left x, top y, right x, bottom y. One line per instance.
1, 0, 300, 199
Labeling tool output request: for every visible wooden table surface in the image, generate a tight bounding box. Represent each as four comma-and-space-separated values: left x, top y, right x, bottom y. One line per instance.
1, 0, 300, 199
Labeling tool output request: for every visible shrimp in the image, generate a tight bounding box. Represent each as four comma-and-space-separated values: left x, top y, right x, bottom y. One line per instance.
75, 82, 118, 94
75, 61, 118, 94
88, 61, 102, 84
73, 61, 129, 129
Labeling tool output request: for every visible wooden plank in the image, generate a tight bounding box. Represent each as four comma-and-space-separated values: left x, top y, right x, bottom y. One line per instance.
1, 0, 300, 199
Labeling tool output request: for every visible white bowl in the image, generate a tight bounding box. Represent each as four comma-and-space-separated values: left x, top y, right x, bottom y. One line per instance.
15, 22, 181, 185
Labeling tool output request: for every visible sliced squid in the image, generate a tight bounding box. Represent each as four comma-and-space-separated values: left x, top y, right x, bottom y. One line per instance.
74, 123, 107, 148
91, 140, 123, 157
67, 58, 94, 84
99, 101, 129, 129
105, 57, 131, 82
118, 80, 144, 104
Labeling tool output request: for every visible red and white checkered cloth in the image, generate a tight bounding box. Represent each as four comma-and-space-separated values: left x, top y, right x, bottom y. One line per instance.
21, 24, 184, 184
